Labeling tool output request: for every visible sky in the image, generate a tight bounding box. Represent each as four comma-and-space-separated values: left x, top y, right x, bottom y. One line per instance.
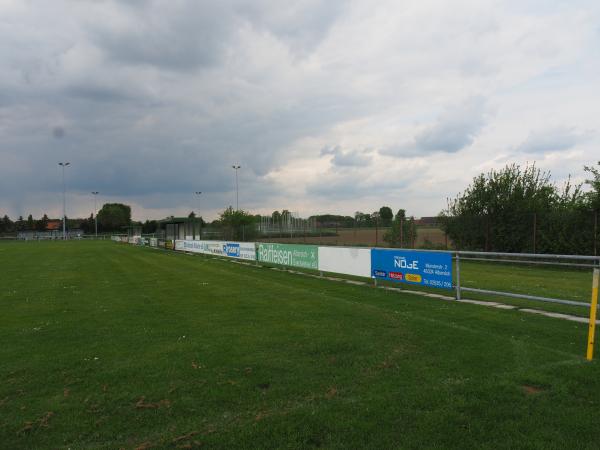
1, 0, 599, 222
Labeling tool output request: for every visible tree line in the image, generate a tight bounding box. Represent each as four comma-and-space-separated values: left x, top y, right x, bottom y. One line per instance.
0, 203, 137, 234
438, 161, 600, 255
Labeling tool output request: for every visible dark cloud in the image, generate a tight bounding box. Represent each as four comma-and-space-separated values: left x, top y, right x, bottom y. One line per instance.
52, 126, 65, 139
381, 97, 488, 157
1, 1, 598, 220
306, 171, 411, 201
321, 145, 372, 167
237, 1, 344, 55
89, 2, 235, 71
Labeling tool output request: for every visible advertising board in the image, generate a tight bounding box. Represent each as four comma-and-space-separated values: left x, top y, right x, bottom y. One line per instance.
318, 247, 371, 278
177, 240, 256, 260
257, 243, 318, 269
371, 249, 452, 289
222, 242, 256, 260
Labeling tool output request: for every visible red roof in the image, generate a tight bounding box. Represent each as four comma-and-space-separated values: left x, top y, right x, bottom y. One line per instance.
47, 220, 61, 231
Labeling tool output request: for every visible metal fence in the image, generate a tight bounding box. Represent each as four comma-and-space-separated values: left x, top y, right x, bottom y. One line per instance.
454, 250, 600, 307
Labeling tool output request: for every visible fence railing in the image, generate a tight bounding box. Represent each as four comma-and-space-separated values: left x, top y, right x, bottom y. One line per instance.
455, 251, 600, 307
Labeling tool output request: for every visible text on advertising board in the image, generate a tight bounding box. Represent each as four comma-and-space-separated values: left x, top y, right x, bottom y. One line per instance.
371, 249, 452, 290
257, 243, 318, 269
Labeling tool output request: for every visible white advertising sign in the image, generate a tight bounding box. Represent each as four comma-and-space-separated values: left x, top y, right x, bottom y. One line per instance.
318, 247, 371, 278
177, 240, 256, 261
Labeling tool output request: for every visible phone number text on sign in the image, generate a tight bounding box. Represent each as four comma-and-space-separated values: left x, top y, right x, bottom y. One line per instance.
370, 249, 453, 290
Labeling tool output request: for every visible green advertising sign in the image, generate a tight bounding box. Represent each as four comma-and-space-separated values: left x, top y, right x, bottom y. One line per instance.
257, 243, 318, 270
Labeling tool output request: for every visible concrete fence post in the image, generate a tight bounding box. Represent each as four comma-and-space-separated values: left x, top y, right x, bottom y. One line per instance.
455, 253, 461, 300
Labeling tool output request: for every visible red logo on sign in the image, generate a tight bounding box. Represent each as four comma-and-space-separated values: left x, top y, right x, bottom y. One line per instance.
389, 272, 403, 280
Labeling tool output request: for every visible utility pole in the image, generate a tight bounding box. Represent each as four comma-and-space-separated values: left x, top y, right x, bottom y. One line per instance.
92, 191, 99, 238
232, 165, 241, 210
58, 162, 70, 240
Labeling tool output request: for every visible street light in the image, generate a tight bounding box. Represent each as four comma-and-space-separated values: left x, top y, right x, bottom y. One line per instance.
92, 191, 99, 238
58, 162, 70, 240
195, 191, 202, 239
232, 165, 241, 210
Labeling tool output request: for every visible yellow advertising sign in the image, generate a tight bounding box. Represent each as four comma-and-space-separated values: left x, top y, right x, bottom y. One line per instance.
405, 273, 422, 283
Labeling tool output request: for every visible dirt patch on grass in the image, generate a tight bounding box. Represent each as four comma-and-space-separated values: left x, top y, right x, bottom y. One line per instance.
173, 431, 203, 447
135, 396, 171, 409
325, 387, 338, 399
18, 411, 54, 435
522, 385, 546, 395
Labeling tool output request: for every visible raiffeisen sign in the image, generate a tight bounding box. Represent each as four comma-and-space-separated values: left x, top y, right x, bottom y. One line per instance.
257, 243, 318, 269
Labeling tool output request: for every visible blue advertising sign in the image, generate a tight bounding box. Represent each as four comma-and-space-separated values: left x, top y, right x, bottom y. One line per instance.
371, 249, 453, 290
223, 243, 240, 258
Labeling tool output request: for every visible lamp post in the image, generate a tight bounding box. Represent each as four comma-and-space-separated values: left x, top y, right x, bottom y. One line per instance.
58, 162, 70, 240
195, 191, 202, 239
92, 191, 99, 238
231, 165, 241, 210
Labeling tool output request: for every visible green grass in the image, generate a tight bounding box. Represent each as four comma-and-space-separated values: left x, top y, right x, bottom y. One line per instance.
1, 241, 600, 449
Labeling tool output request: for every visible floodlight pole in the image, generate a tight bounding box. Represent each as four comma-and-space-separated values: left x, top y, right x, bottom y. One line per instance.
232, 165, 241, 210
58, 162, 70, 240
195, 191, 202, 239
92, 191, 99, 238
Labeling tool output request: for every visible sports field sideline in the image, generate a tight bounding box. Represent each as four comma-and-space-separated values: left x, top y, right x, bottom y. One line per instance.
1, 240, 599, 449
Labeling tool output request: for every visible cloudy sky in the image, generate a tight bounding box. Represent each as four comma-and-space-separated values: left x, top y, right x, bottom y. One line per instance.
1, 0, 599, 221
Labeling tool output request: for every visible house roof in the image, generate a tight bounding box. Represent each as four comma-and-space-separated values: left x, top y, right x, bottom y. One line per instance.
46, 220, 61, 231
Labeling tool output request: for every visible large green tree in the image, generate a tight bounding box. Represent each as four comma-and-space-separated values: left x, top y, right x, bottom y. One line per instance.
379, 206, 393, 226
97, 203, 131, 232
439, 163, 594, 254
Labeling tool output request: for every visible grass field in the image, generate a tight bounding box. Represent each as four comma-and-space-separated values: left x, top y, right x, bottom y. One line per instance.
1, 241, 600, 449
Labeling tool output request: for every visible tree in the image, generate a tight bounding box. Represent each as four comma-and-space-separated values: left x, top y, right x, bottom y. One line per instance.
0, 215, 13, 233
384, 209, 417, 247
97, 203, 131, 232
271, 211, 281, 225
354, 211, 372, 227
16, 216, 25, 231
584, 161, 600, 211
36, 214, 49, 231
310, 214, 355, 228
142, 220, 159, 234
379, 206, 393, 226
80, 214, 95, 234
438, 163, 591, 253
26, 214, 34, 230
218, 206, 257, 241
